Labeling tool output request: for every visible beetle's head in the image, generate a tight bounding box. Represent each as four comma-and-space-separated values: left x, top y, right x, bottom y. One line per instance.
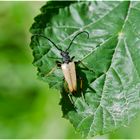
60, 51, 69, 57
60, 51, 71, 63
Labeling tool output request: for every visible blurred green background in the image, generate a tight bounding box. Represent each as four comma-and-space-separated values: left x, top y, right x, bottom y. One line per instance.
0, 1, 140, 139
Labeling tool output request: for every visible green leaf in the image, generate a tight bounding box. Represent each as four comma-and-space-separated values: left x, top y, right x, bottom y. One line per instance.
30, 1, 140, 138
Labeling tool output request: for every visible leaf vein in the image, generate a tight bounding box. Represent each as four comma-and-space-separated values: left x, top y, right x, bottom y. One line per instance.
55, 25, 80, 29
111, 67, 124, 91
124, 38, 140, 78
77, 114, 93, 129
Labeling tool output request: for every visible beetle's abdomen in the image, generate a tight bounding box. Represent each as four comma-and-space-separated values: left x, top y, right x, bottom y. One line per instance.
61, 62, 77, 93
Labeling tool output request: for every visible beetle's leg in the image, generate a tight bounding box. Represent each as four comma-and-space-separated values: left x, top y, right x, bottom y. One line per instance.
79, 77, 85, 101
63, 80, 76, 105
79, 77, 83, 90
76, 61, 87, 67
68, 93, 74, 105
45, 65, 57, 77
47, 56, 62, 67
71, 56, 75, 61
76, 61, 95, 73
56, 60, 62, 67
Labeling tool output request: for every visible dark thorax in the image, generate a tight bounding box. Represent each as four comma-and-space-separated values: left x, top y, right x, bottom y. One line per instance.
60, 51, 71, 64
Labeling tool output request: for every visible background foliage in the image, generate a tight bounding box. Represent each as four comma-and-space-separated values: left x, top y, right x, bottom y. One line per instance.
0, 1, 140, 139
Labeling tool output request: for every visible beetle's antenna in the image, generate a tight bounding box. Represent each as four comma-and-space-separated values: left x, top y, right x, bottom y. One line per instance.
66, 31, 89, 52
33, 34, 62, 51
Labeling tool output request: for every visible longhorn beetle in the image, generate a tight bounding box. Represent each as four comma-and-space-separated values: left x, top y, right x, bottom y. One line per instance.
33, 31, 89, 93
